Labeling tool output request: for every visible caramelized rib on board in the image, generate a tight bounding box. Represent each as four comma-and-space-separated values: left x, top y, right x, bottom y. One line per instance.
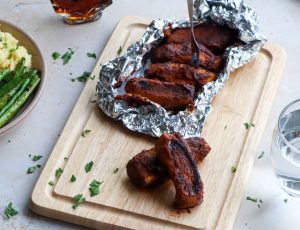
145, 63, 218, 88
156, 133, 204, 209
126, 137, 211, 188
115, 93, 152, 107
165, 23, 239, 54
124, 78, 195, 111
150, 42, 223, 72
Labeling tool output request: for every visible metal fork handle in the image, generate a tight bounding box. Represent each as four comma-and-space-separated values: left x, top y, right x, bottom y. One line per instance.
187, 0, 200, 66
187, 0, 195, 37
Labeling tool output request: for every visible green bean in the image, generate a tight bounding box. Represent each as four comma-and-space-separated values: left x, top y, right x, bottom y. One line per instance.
0, 77, 31, 117
0, 75, 40, 128
0, 68, 11, 83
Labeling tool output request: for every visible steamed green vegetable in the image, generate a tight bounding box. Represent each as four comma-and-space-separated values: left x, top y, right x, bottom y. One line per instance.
0, 58, 40, 128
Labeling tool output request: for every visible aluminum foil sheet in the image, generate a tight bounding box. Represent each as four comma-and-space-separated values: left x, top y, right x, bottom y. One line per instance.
96, 0, 266, 138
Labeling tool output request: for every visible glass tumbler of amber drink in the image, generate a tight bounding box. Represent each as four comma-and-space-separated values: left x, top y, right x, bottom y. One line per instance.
50, 0, 112, 24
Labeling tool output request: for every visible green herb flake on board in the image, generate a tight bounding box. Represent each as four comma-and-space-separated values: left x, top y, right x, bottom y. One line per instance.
81, 129, 91, 137
85, 161, 94, 173
55, 168, 64, 178
89, 180, 103, 197
117, 46, 122, 56
244, 122, 255, 130
71, 175, 77, 182
72, 194, 86, 209
231, 166, 237, 173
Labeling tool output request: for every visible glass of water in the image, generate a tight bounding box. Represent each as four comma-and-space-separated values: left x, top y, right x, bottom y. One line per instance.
271, 99, 300, 198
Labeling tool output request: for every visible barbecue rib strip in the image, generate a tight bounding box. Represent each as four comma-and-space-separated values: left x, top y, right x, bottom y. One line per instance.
124, 78, 195, 111
150, 42, 223, 72
145, 63, 218, 88
126, 137, 211, 188
165, 23, 239, 54
156, 133, 204, 209
115, 93, 152, 108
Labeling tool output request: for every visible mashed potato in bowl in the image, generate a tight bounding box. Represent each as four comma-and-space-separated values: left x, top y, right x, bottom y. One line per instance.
0, 31, 32, 70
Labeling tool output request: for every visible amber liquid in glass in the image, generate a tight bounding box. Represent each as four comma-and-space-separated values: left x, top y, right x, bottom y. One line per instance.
50, 0, 112, 24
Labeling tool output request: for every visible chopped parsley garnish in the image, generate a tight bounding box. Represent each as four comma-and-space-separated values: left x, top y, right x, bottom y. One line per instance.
283, 198, 288, 203
87, 52, 96, 59
117, 46, 122, 56
32, 155, 43, 161
55, 168, 64, 178
231, 166, 237, 173
61, 48, 75, 65
257, 151, 265, 159
72, 194, 86, 209
71, 71, 91, 82
113, 168, 119, 174
28, 154, 32, 157
48, 181, 55, 186
257, 199, 263, 208
85, 161, 94, 173
52, 52, 61, 60
89, 180, 103, 197
244, 123, 255, 130
81, 129, 91, 137
37, 164, 41, 168
27, 166, 37, 174
90, 75, 96, 80
71, 175, 77, 182
246, 196, 257, 203
3, 43, 8, 48
64, 156, 68, 161
224, 126, 227, 130
246, 196, 263, 208
4, 202, 18, 219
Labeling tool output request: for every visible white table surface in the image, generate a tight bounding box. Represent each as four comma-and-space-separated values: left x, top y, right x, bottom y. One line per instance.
0, 0, 300, 229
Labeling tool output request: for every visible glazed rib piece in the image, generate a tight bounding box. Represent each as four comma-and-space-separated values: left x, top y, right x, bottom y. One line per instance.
188, 137, 211, 162
150, 42, 223, 72
126, 137, 211, 188
115, 93, 152, 107
124, 78, 195, 111
156, 133, 204, 209
145, 63, 218, 88
127, 147, 166, 188
165, 23, 239, 54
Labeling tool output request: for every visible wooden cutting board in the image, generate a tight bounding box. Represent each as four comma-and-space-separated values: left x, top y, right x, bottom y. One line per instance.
30, 16, 286, 230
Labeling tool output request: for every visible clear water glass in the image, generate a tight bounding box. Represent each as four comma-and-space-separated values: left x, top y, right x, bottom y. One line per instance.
271, 99, 300, 198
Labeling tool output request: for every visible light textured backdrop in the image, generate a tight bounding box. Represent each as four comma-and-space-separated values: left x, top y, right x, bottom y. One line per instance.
0, 0, 299, 229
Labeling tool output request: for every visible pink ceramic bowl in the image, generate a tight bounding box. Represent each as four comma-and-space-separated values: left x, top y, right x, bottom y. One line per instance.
0, 20, 46, 134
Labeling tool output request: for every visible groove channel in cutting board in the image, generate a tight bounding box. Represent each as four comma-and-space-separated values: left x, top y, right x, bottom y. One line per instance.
30, 16, 286, 230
